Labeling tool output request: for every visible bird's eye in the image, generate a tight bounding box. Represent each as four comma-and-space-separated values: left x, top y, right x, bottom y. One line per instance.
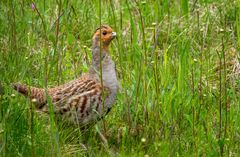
102, 31, 107, 35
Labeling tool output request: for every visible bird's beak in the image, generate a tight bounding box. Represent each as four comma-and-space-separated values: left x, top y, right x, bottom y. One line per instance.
112, 32, 117, 38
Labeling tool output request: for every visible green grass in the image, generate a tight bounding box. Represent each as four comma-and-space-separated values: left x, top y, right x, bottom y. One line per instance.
0, 0, 240, 156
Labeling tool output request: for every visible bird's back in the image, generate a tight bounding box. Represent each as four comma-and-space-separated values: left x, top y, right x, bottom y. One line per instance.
13, 74, 110, 125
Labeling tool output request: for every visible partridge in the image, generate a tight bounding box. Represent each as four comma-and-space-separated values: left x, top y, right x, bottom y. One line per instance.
12, 25, 119, 125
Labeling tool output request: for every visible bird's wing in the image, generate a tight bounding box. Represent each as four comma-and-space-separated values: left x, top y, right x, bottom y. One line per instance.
47, 75, 109, 111
47, 76, 111, 124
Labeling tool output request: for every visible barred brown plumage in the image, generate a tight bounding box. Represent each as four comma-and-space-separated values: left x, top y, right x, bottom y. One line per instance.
12, 25, 119, 125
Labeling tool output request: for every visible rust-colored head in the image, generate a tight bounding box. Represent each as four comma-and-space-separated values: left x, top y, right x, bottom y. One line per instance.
92, 25, 116, 49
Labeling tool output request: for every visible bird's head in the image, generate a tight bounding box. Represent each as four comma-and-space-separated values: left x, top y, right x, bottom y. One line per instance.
92, 25, 116, 50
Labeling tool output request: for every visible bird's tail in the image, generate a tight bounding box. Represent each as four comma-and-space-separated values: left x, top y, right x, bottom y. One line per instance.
12, 83, 46, 107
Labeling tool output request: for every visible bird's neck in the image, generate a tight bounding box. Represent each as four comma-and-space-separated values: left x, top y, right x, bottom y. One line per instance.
91, 44, 109, 68
90, 43, 118, 86
89, 41, 119, 109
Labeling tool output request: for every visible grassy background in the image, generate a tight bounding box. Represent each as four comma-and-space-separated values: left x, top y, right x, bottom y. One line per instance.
0, 0, 239, 156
